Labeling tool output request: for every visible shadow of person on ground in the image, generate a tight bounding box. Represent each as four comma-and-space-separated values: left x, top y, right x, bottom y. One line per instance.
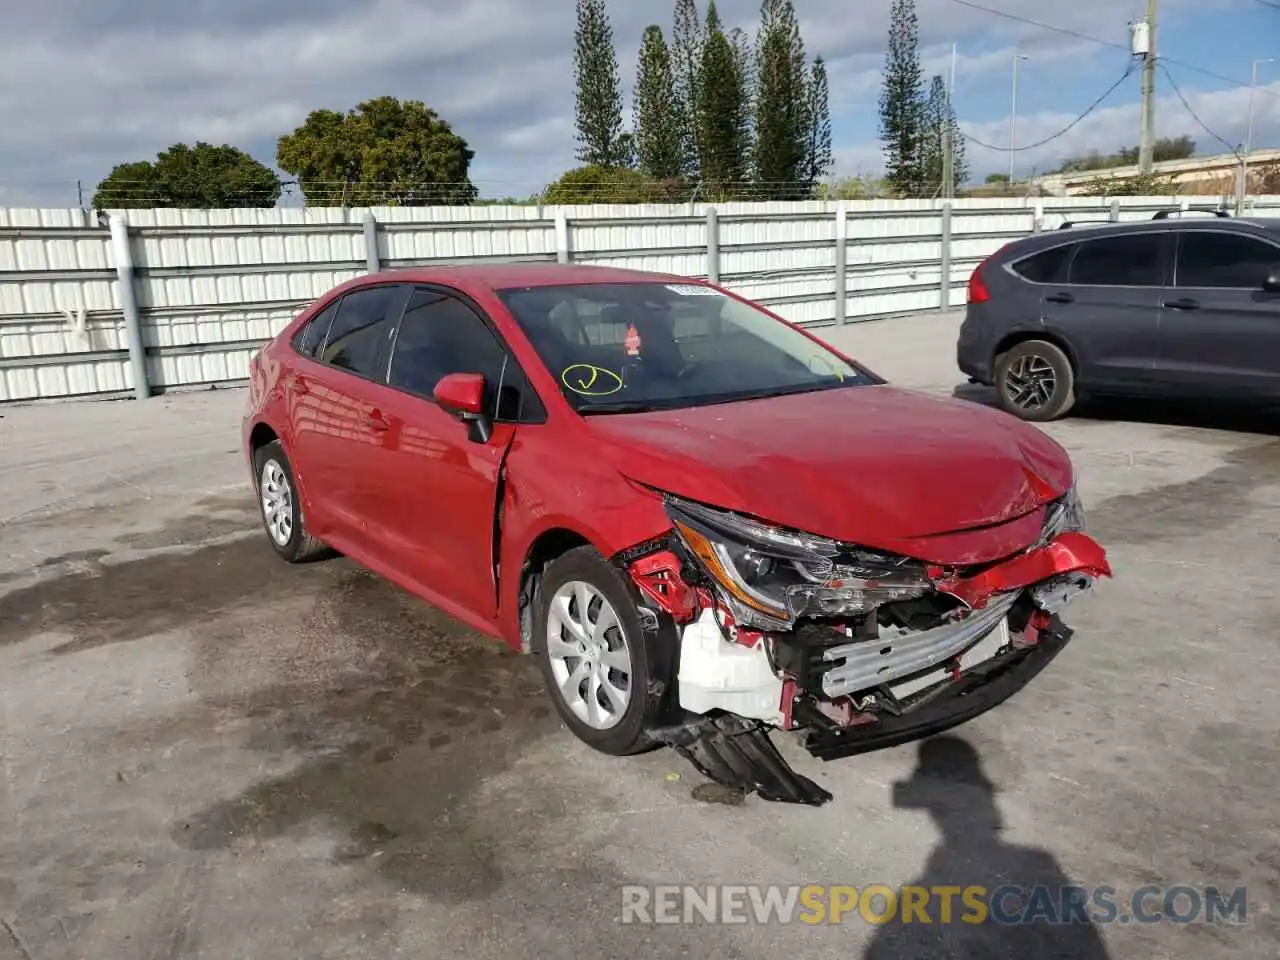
953, 380, 1280, 438
863, 736, 1112, 960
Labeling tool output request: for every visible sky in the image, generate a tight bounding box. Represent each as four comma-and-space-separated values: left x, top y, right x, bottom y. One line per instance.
0, 0, 1277, 207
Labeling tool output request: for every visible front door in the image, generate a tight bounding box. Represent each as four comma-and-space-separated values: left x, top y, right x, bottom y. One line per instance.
1156, 229, 1280, 398
1037, 231, 1171, 390
357, 286, 528, 625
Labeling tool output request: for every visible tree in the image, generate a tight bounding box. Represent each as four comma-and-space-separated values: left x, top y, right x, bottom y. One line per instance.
93, 142, 279, 209
672, 0, 705, 179
920, 74, 968, 194
802, 56, 834, 191
634, 25, 683, 182
1054, 136, 1196, 174
695, 3, 750, 197
730, 27, 758, 177
276, 97, 476, 205
878, 0, 926, 197
753, 0, 809, 199
542, 165, 660, 204
573, 0, 627, 168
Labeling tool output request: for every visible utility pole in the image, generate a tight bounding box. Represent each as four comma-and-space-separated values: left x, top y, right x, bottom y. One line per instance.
1008, 54, 1027, 184
1239, 58, 1274, 214
1137, 0, 1158, 173
944, 43, 957, 199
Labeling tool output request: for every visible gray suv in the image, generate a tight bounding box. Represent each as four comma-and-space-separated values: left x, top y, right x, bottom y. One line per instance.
956, 211, 1280, 421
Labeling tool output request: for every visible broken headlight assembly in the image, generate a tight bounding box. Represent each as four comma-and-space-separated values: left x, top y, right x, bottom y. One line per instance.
663, 495, 932, 630
1034, 483, 1086, 549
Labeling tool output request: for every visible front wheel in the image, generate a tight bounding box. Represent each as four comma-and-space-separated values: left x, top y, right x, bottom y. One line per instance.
995, 340, 1076, 422
532, 546, 660, 756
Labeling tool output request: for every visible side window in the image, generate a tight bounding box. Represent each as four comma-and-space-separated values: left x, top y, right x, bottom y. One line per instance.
388, 287, 534, 421
1011, 244, 1075, 284
318, 285, 402, 378
292, 300, 339, 358
1068, 234, 1165, 286
1176, 232, 1280, 288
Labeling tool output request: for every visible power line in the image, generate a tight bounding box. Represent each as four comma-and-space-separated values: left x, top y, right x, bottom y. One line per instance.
1250, 0, 1280, 11
960, 61, 1137, 152
945, 0, 1280, 99
1157, 61, 1241, 157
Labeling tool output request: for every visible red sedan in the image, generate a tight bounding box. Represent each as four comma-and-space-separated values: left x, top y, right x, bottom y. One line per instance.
242, 264, 1110, 805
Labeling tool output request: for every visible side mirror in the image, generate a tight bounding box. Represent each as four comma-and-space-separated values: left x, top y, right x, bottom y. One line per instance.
434, 372, 492, 443
1263, 272, 1280, 293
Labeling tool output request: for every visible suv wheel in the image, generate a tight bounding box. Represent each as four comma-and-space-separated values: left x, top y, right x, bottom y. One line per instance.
533, 546, 660, 756
995, 340, 1076, 422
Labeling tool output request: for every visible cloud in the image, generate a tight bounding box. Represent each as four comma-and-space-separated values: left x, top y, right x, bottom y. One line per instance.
0, 0, 1271, 205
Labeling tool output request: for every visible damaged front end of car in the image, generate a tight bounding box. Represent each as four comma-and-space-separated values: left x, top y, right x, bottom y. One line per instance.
618, 489, 1111, 807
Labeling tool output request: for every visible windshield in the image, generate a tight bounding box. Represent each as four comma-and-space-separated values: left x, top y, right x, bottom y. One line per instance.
495, 282, 875, 414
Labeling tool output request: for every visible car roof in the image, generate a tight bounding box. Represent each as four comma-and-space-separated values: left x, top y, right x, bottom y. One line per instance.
359, 262, 694, 292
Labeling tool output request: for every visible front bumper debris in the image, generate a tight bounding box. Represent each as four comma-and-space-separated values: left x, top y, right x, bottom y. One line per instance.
648, 713, 833, 806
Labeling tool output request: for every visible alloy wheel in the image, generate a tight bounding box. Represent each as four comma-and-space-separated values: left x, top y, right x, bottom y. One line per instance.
545, 580, 633, 730
1003, 353, 1057, 412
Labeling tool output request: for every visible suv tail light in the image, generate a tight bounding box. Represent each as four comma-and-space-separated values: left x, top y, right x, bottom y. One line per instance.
966, 243, 1009, 305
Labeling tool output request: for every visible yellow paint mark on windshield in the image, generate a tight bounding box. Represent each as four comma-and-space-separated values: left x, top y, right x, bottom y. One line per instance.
562, 363, 624, 396
809, 353, 846, 382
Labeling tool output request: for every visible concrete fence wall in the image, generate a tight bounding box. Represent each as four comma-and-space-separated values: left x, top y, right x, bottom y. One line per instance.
2, 194, 1278, 404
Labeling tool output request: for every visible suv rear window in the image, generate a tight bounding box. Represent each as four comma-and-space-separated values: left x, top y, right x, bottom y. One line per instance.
1011, 244, 1074, 283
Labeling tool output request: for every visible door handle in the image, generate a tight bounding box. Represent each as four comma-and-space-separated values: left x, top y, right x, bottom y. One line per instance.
362, 408, 390, 431
1161, 297, 1200, 310
1045, 292, 1074, 304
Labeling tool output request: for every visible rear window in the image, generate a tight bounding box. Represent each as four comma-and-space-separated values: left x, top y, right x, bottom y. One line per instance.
1010, 244, 1075, 284
1068, 233, 1165, 286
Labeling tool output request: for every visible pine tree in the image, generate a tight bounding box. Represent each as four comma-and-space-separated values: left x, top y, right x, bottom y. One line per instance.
730, 27, 757, 182
634, 25, 683, 182
671, 0, 705, 179
573, 0, 626, 167
696, 2, 749, 197
878, 0, 925, 197
802, 56, 833, 190
753, 0, 809, 199
919, 75, 969, 195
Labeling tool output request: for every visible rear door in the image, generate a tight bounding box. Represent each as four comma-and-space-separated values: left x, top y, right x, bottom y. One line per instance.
1156, 229, 1280, 397
286, 283, 410, 547
1036, 231, 1171, 389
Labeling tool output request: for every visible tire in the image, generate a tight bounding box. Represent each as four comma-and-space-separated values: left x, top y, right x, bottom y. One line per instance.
251, 440, 331, 563
532, 545, 662, 756
995, 339, 1076, 422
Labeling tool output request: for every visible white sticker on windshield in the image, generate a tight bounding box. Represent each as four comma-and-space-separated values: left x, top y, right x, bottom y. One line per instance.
665, 283, 719, 296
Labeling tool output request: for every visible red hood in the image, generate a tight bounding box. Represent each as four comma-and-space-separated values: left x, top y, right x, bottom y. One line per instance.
586, 385, 1073, 565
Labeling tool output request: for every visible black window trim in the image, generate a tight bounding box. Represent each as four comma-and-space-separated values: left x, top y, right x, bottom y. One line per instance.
1171, 228, 1280, 290
383, 282, 548, 425
1057, 230, 1174, 289
290, 281, 412, 387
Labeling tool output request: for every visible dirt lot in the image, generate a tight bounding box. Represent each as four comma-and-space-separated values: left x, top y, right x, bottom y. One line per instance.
2, 311, 1278, 959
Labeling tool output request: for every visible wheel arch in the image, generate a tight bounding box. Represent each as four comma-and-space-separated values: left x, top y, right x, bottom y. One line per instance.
515, 527, 595, 653
992, 329, 1080, 376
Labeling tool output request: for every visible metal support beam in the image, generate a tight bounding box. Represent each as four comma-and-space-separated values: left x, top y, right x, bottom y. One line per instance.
108, 214, 150, 400
939, 201, 953, 311
554, 210, 570, 264
706, 207, 720, 283
362, 212, 380, 273
834, 203, 848, 324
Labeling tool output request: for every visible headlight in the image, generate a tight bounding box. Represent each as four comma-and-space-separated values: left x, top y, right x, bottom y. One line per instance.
1035, 484, 1086, 548
664, 496, 930, 629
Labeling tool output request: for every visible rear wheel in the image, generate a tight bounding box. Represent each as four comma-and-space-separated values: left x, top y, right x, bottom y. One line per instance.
252, 441, 330, 563
533, 546, 658, 756
995, 340, 1076, 421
